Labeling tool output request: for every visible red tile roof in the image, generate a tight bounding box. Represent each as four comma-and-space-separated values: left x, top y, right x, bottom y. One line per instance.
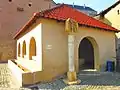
14, 4, 119, 39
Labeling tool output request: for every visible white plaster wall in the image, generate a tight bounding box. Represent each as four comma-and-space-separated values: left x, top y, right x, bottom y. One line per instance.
17, 23, 42, 71
8, 60, 23, 87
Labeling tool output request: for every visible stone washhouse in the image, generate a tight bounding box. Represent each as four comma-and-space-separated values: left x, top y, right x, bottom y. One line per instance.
8, 4, 119, 86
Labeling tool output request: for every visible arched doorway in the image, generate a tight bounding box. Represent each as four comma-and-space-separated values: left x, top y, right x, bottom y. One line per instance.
29, 37, 36, 60
22, 41, 26, 58
78, 37, 99, 70
18, 43, 21, 57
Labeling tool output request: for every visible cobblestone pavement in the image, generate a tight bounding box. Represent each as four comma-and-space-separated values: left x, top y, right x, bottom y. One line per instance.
37, 71, 120, 90
64, 71, 120, 90
1, 63, 120, 90
0, 63, 31, 90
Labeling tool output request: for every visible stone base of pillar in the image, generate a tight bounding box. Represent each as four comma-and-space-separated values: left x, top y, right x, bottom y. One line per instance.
63, 71, 81, 85
63, 79, 81, 85
67, 71, 77, 81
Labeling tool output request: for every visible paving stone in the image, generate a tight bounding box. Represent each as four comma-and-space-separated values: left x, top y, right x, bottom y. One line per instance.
1, 63, 120, 90
0, 63, 31, 90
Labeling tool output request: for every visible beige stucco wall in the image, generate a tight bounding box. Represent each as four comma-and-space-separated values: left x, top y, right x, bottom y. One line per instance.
104, 4, 120, 31
38, 18, 116, 81
0, 0, 56, 61
75, 27, 116, 71
16, 18, 116, 83
39, 19, 68, 81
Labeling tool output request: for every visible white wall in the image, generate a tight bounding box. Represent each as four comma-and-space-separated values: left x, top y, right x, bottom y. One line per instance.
17, 23, 42, 70
8, 60, 23, 87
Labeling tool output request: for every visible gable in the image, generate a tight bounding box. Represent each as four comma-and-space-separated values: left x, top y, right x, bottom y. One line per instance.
98, 0, 120, 16
105, 3, 120, 30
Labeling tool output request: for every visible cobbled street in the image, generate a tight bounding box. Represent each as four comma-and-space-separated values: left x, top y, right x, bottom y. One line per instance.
0, 63, 31, 90
1, 63, 120, 90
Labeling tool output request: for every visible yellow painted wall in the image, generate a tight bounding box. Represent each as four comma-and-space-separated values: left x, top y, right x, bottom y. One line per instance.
75, 27, 116, 71
40, 18, 116, 80
41, 19, 68, 81
105, 4, 120, 31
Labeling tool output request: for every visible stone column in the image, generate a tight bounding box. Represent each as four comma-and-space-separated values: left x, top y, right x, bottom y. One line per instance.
68, 34, 75, 72
67, 34, 77, 82
64, 18, 80, 84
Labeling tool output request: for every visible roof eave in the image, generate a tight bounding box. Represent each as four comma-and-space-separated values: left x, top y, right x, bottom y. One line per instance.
79, 24, 119, 33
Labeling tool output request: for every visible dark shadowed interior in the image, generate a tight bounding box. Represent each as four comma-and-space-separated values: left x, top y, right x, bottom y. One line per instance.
79, 38, 94, 70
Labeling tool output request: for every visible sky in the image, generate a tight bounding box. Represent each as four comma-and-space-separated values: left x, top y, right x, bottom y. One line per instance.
53, 0, 116, 13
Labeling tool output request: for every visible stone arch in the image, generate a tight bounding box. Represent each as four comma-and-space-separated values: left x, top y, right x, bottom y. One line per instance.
18, 43, 21, 57
29, 37, 36, 60
78, 36, 99, 70
22, 40, 26, 58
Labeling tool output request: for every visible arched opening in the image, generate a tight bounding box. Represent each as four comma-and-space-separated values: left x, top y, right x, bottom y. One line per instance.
22, 41, 26, 58
29, 37, 36, 60
78, 37, 99, 70
18, 43, 21, 57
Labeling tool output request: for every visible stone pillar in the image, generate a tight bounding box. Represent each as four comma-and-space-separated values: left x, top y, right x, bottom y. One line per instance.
63, 18, 80, 84
67, 34, 77, 82
68, 34, 75, 72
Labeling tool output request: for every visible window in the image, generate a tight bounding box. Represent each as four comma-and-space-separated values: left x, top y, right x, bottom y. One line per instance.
18, 43, 21, 57
9, 0, 12, 2
22, 41, 26, 58
28, 3, 32, 7
117, 10, 120, 15
29, 37, 36, 60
